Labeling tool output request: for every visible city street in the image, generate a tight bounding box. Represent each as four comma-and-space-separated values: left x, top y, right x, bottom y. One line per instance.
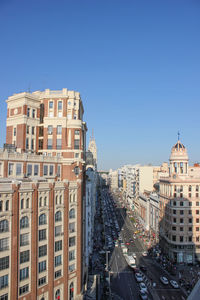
103, 189, 188, 300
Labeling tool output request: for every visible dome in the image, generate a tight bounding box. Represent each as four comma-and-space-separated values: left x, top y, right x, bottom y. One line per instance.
170, 140, 188, 161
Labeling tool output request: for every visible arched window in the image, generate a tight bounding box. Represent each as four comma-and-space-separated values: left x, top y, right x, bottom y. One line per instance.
73, 194, 76, 202
0, 220, 9, 233
55, 289, 60, 300
55, 195, 58, 205
21, 199, 24, 209
20, 216, 29, 229
26, 198, 29, 209
55, 211, 62, 222
59, 195, 62, 204
39, 214, 47, 225
44, 197, 47, 206
69, 282, 74, 300
39, 197, 42, 207
69, 208, 75, 219
0, 201, 3, 212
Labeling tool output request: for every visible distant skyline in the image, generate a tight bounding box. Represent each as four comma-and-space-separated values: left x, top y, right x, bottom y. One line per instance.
0, 0, 200, 170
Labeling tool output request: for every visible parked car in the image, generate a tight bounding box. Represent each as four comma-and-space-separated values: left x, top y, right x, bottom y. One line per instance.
139, 282, 147, 293
135, 272, 143, 282
160, 276, 169, 285
170, 280, 179, 289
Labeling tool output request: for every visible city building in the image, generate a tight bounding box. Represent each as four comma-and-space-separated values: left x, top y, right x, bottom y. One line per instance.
159, 140, 200, 263
108, 169, 119, 191
0, 89, 88, 300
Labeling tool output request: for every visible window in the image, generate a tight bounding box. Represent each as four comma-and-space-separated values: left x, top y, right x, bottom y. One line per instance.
34, 164, 39, 176
55, 225, 62, 237
173, 201, 176, 206
20, 250, 29, 264
55, 211, 62, 222
196, 227, 199, 231
75, 130, 79, 135
69, 222, 75, 233
189, 202, 192, 206
26, 125, 30, 134
69, 282, 74, 300
16, 163, 22, 176
39, 229, 46, 241
189, 218, 192, 223
57, 165, 61, 177
0, 201, 2, 212
55, 270, 62, 279
48, 125, 53, 135
8, 163, 14, 176
0, 293, 8, 300
59, 195, 62, 204
38, 261, 46, 273
26, 138, 29, 149
196, 202, 199, 206
74, 139, 79, 149
0, 275, 8, 290
69, 237, 75, 247
0, 220, 9, 233
172, 226, 176, 231
32, 126, 35, 135
56, 139, 62, 150
13, 127, 16, 137
197, 210, 200, 214
49, 101, 53, 109
69, 208, 75, 219
180, 201, 184, 206
180, 210, 184, 215
43, 165, 48, 176
38, 276, 46, 286
189, 236, 192, 242
55, 195, 58, 205
55, 255, 62, 267
189, 185, 192, 192
27, 164, 32, 176
20, 267, 29, 281
31, 139, 34, 150
180, 236, 183, 242
69, 264, 75, 272
69, 250, 75, 261
180, 218, 183, 224
55, 240, 62, 252
39, 245, 47, 257
49, 165, 54, 176
21, 199, 24, 209
180, 227, 183, 231
189, 193, 192, 198
196, 237, 200, 242
44, 197, 47, 206
197, 218, 200, 223
0, 257, 9, 271
57, 125, 62, 134
173, 210, 176, 215
26, 198, 29, 209
27, 108, 30, 117
32, 109, 35, 118
39, 214, 47, 225
58, 101, 62, 110
20, 216, 29, 229
189, 227, 192, 232
19, 284, 29, 295
0, 238, 9, 252
173, 218, 176, 223
47, 139, 53, 150
55, 289, 60, 300
196, 193, 199, 198
20, 233, 29, 246
5, 201, 9, 211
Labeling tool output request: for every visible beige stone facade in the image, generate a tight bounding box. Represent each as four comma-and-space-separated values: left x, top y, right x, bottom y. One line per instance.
0, 89, 87, 300
159, 141, 200, 263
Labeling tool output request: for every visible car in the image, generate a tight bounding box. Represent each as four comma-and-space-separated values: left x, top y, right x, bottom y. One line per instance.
132, 253, 137, 259
139, 290, 148, 300
139, 282, 148, 293
140, 265, 147, 272
135, 272, 143, 282
170, 280, 179, 289
160, 276, 169, 285
142, 251, 148, 257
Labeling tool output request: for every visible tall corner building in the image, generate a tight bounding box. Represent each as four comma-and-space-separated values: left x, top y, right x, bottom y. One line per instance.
0, 89, 88, 299
159, 140, 200, 264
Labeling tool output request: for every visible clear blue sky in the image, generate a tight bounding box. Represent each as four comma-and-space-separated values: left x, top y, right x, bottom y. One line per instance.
0, 0, 200, 170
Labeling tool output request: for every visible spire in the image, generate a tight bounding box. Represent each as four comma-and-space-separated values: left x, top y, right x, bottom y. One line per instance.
178, 131, 180, 141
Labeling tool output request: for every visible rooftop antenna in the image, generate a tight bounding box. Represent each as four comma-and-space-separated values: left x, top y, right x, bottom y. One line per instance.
178, 131, 180, 141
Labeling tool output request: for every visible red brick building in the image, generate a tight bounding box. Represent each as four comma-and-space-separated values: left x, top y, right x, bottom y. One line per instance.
0, 89, 87, 300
